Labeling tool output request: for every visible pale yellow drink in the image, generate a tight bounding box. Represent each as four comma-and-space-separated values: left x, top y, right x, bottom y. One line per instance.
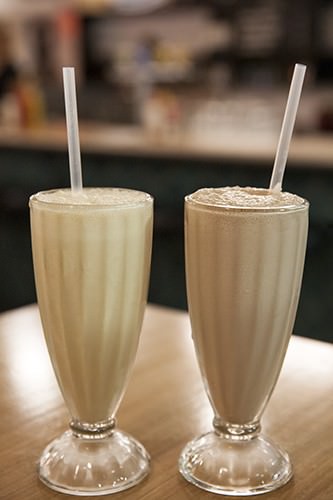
185, 186, 308, 424
30, 187, 153, 424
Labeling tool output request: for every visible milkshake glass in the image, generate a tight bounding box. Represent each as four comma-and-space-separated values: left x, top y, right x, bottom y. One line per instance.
30, 187, 153, 496
179, 186, 308, 496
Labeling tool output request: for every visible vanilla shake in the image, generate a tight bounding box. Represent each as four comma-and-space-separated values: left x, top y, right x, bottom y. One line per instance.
30, 188, 153, 423
185, 186, 308, 425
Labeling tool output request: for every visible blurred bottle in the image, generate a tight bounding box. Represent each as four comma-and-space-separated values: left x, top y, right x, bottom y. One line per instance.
14, 74, 45, 129
0, 25, 19, 127
0, 25, 17, 93
142, 88, 181, 141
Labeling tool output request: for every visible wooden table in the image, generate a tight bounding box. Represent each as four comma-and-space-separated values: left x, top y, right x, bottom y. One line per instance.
0, 304, 332, 499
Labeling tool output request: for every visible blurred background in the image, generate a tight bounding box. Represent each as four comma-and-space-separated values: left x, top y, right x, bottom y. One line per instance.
1, 0, 333, 131
0, 0, 332, 342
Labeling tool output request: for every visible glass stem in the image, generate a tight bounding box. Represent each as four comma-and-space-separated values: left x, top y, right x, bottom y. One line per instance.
213, 416, 261, 441
70, 417, 116, 440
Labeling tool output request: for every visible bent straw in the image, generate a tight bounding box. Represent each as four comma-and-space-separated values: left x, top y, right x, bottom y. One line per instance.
269, 63, 306, 192
63, 67, 83, 192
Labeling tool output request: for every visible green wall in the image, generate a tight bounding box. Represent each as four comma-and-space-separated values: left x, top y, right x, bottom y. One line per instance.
0, 146, 332, 343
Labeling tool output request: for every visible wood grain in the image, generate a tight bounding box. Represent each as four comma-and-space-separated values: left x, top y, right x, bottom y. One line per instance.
0, 304, 332, 499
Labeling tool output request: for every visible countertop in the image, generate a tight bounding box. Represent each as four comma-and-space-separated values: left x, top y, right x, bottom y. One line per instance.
0, 121, 332, 168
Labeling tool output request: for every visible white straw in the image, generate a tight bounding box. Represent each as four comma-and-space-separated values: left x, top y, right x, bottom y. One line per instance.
63, 67, 83, 192
269, 63, 306, 192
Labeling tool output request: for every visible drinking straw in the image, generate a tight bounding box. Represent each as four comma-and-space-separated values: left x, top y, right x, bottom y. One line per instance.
269, 63, 306, 192
63, 67, 83, 191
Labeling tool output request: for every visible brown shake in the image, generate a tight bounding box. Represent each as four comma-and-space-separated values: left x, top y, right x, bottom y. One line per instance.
185, 186, 308, 424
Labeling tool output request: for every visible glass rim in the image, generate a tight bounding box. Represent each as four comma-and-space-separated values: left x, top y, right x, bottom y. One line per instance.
185, 193, 309, 214
29, 187, 153, 210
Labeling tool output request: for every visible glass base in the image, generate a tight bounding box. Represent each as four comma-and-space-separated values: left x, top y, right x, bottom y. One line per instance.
179, 430, 292, 496
38, 423, 150, 496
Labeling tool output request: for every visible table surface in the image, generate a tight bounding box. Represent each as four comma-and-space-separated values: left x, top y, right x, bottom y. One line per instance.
0, 304, 332, 500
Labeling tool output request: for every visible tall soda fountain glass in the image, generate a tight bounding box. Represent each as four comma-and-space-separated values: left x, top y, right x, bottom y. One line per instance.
30, 187, 153, 496
179, 186, 309, 496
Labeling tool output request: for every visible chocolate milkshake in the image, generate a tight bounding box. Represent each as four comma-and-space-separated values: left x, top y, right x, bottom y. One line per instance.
185, 186, 308, 424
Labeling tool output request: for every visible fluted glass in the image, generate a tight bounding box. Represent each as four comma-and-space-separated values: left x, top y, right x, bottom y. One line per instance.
179, 188, 309, 496
30, 188, 153, 496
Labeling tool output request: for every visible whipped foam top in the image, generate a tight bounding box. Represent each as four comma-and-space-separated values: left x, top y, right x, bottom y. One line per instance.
31, 188, 152, 207
188, 187, 307, 210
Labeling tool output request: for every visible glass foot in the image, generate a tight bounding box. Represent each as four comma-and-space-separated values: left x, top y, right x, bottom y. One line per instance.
179, 430, 292, 496
38, 426, 150, 496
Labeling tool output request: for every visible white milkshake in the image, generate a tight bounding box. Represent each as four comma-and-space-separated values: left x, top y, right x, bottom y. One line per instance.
30, 187, 153, 423
185, 186, 308, 425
